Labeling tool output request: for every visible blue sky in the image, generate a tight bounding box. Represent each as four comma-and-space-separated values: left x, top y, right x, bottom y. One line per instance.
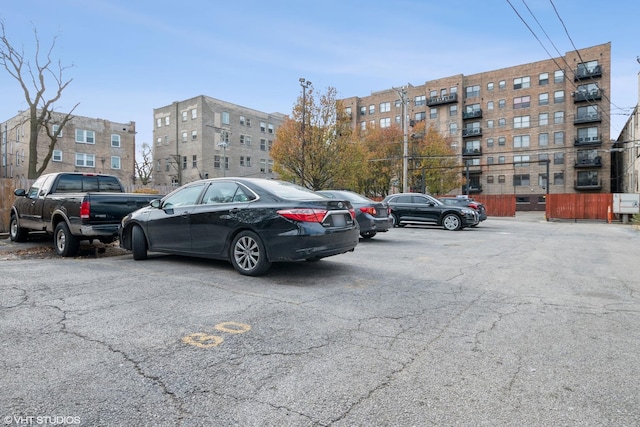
1, 0, 639, 152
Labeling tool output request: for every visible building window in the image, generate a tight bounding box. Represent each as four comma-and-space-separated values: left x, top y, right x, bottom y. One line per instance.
498, 175, 506, 183
260, 121, 266, 132
415, 112, 426, 121
487, 101, 494, 110
498, 137, 506, 146
380, 102, 391, 113
513, 174, 530, 186
449, 123, 458, 134
268, 123, 274, 134
538, 153, 549, 165
487, 175, 495, 183
465, 85, 480, 98
214, 155, 221, 169
111, 134, 121, 147
414, 96, 426, 106
222, 111, 230, 125
192, 155, 197, 168
539, 72, 549, 85
260, 138, 267, 151
165, 116, 170, 126
499, 156, 506, 164
380, 117, 391, 128
75, 153, 95, 168
498, 118, 506, 127
487, 157, 494, 165
240, 116, 246, 126
499, 80, 506, 89
345, 107, 352, 117
539, 93, 549, 105
359, 106, 366, 116
192, 130, 197, 140
191, 109, 197, 119
182, 156, 187, 170
513, 96, 530, 109
554, 172, 564, 185
487, 120, 494, 128
554, 131, 564, 145
360, 121, 366, 131
430, 108, 437, 119
513, 116, 530, 129
260, 159, 266, 173
539, 113, 549, 126
369, 104, 375, 114
577, 105, 599, 121
539, 133, 549, 146
156, 137, 162, 146
554, 111, 564, 124
554, 152, 564, 165
513, 76, 531, 90
156, 118, 162, 128
165, 158, 170, 172
514, 135, 530, 148
554, 90, 565, 103
52, 150, 62, 162
240, 156, 246, 167
75, 129, 95, 144
156, 160, 161, 172
514, 155, 530, 167
577, 126, 599, 142
577, 170, 599, 187
111, 156, 121, 169
539, 174, 548, 188
498, 99, 506, 109
449, 105, 458, 116
182, 111, 188, 122
487, 138, 494, 147
52, 125, 62, 137
182, 132, 188, 142
487, 82, 494, 91
554, 70, 564, 83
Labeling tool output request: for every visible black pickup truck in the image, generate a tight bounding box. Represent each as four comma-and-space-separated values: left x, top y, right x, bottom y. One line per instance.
10, 172, 160, 257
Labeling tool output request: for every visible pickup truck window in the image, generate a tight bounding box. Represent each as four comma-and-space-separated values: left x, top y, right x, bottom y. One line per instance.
27, 176, 47, 198
56, 175, 123, 192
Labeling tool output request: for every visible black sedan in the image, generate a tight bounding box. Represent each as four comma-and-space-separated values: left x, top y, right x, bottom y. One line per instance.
119, 178, 359, 276
317, 190, 392, 239
382, 193, 479, 230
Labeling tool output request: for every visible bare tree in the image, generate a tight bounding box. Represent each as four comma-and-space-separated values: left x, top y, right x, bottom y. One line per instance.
134, 142, 154, 185
0, 22, 79, 178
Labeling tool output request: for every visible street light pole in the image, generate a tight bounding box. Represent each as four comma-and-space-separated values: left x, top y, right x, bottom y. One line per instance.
299, 77, 311, 187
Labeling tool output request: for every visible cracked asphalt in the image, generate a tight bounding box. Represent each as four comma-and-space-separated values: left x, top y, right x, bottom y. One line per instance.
1, 214, 639, 426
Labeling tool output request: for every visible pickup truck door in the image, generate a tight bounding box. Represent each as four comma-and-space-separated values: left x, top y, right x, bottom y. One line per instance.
18, 175, 54, 230
145, 183, 206, 253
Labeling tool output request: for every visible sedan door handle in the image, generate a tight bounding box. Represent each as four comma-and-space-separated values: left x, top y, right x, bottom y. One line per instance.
229, 208, 241, 214
181, 212, 190, 217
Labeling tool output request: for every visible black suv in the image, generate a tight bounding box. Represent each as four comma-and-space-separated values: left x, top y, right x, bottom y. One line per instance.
382, 193, 479, 231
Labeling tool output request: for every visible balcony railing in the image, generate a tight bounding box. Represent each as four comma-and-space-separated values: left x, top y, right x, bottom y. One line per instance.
574, 157, 602, 168
574, 137, 602, 146
574, 179, 602, 190
574, 113, 601, 124
462, 109, 482, 120
573, 89, 602, 103
462, 128, 482, 138
462, 148, 482, 156
426, 93, 458, 106
574, 65, 602, 81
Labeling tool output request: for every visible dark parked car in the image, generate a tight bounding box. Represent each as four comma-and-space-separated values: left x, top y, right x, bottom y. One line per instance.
382, 193, 479, 231
119, 178, 360, 276
317, 190, 392, 239
438, 196, 487, 223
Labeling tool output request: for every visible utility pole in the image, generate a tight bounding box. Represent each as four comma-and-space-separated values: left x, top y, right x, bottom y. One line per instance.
394, 86, 409, 192
299, 78, 311, 187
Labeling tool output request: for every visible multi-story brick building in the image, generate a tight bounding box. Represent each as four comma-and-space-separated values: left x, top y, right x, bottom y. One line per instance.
152, 95, 286, 187
1, 111, 137, 184
341, 42, 611, 210
613, 72, 640, 193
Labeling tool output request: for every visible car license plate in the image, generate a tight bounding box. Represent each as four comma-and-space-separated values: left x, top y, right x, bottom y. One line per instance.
332, 214, 346, 227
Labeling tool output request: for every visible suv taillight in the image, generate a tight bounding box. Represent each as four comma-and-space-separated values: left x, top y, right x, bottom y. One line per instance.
80, 201, 90, 219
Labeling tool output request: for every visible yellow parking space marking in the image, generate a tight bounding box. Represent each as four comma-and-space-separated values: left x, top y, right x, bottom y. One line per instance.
214, 321, 251, 334
182, 333, 224, 348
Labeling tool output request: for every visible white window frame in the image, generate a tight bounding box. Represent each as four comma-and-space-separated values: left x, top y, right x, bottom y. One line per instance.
111, 134, 121, 147
111, 156, 121, 169
52, 150, 62, 162
75, 153, 95, 168
75, 129, 95, 144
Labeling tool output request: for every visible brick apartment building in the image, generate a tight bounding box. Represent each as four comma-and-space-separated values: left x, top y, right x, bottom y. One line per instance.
1, 111, 137, 185
340, 42, 611, 210
152, 95, 286, 187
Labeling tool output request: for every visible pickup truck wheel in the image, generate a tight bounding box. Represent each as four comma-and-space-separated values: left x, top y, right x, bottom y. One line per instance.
9, 215, 28, 242
54, 222, 80, 257
230, 231, 271, 276
442, 214, 462, 231
131, 225, 148, 260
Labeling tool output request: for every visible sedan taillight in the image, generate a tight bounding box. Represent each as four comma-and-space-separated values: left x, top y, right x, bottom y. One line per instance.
359, 206, 377, 216
277, 209, 327, 223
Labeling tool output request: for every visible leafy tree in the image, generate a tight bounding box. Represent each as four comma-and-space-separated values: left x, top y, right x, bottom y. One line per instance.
408, 123, 462, 194
0, 22, 78, 178
357, 124, 404, 197
134, 142, 154, 185
272, 85, 357, 190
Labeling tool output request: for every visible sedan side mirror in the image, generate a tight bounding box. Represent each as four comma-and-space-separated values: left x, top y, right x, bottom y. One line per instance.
150, 199, 163, 209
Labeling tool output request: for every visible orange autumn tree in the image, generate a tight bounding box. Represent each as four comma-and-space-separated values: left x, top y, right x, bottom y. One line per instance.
408, 122, 462, 194
358, 124, 404, 197
272, 85, 363, 190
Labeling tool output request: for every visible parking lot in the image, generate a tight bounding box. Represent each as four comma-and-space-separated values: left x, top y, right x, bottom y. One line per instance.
1, 214, 639, 426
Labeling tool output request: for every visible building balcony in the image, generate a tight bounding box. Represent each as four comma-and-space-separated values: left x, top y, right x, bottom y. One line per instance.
574, 179, 602, 191
574, 137, 602, 146
574, 157, 602, 168
574, 65, 602, 81
462, 109, 482, 120
426, 93, 458, 106
462, 147, 482, 156
462, 128, 482, 138
574, 113, 601, 124
462, 184, 483, 194
573, 89, 602, 103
